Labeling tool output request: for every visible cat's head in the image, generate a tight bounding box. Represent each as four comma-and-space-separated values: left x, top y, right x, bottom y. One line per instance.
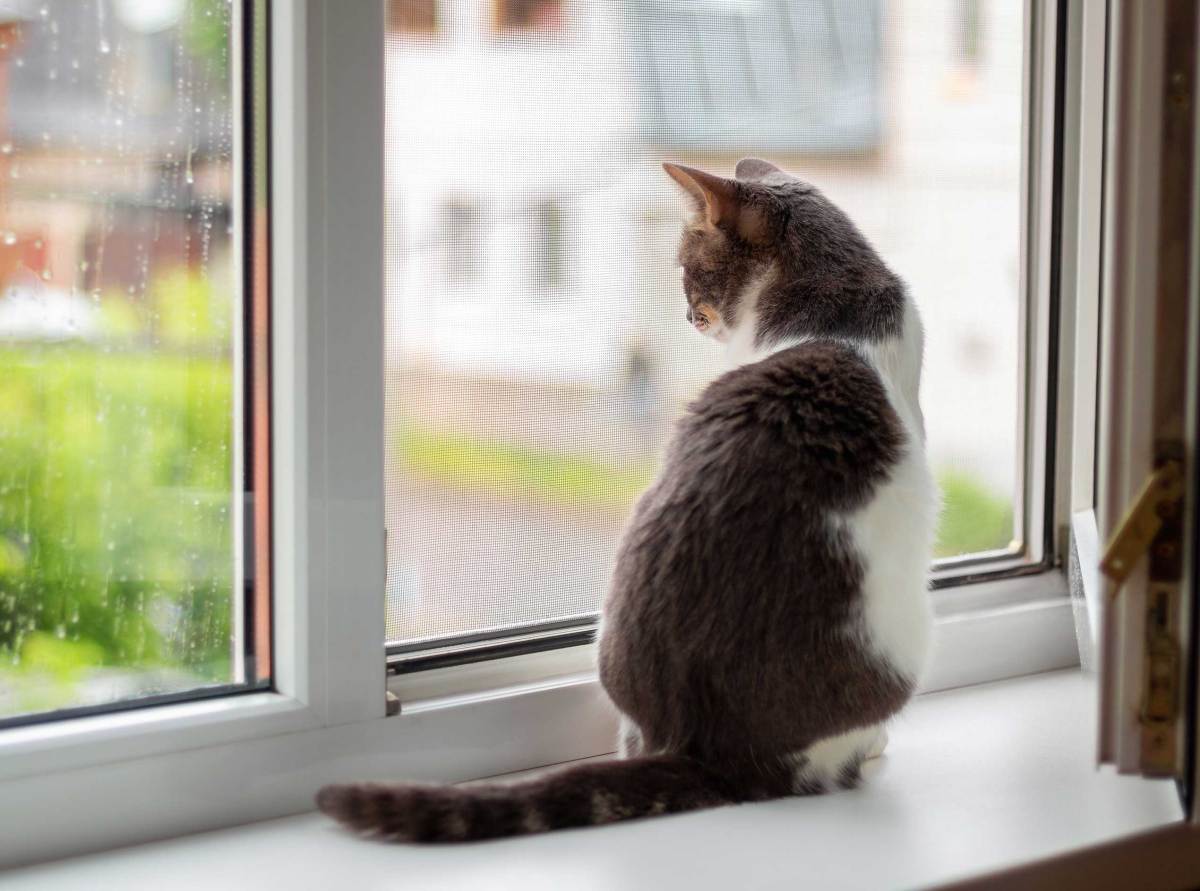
664, 158, 902, 348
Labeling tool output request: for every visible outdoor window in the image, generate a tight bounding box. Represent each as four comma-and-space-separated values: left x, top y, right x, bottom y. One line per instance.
528, 199, 567, 293
0, 2, 1117, 870
383, 0, 1032, 662
389, 0, 439, 37
0, 0, 269, 727
491, 0, 563, 34
438, 199, 484, 288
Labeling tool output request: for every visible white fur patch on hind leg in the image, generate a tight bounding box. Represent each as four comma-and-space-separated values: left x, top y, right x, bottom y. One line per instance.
789, 725, 884, 792
617, 715, 644, 759
866, 726, 888, 760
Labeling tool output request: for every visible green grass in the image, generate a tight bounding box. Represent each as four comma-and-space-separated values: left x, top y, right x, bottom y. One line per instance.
397, 426, 1015, 558
399, 427, 656, 511
935, 470, 1016, 557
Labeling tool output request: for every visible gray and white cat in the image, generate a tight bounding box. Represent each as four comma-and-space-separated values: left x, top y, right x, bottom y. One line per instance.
317, 158, 936, 841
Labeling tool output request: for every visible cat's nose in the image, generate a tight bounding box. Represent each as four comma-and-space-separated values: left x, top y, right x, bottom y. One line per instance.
685, 307, 694, 324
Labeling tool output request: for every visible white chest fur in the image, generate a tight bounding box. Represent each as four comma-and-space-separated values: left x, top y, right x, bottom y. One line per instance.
726, 295, 937, 684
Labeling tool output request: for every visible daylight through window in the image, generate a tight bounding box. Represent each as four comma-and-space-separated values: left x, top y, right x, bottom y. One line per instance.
384, 0, 1025, 650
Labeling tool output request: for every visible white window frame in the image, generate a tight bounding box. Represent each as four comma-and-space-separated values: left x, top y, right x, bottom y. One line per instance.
1062, 0, 1109, 661
0, 0, 1092, 869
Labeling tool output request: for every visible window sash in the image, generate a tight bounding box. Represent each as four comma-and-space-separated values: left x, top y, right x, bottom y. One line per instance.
0, 0, 273, 733
1095, 0, 1197, 787
0, 0, 390, 784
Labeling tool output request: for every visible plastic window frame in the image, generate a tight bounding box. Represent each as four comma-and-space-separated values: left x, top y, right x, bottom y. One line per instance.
0, 0, 1101, 868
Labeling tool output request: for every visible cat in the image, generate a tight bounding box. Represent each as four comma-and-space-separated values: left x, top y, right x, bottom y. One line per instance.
316, 158, 936, 842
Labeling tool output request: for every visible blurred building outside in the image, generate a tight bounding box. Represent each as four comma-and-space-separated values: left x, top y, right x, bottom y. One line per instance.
0, 0, 232, 341
386, 0, 1020, 491
384, 0, 1024, 642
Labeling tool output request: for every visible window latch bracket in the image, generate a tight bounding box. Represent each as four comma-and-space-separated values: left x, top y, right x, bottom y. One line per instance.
1100, 459, 1184, 592
1102, 447, 1187, 776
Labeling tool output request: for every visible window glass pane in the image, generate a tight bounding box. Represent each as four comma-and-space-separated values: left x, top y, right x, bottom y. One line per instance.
0, 0, 252, 722
385, 0, 1024, 647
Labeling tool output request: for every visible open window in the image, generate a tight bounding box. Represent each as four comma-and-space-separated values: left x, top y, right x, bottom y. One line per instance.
9, 0, 1200, 876
382, 0, 1066, 687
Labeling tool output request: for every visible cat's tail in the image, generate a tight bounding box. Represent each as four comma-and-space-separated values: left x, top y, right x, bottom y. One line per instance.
316, 754, 791, 843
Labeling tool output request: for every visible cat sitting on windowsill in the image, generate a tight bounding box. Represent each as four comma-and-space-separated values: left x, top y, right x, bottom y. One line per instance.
318, 158, 936, 842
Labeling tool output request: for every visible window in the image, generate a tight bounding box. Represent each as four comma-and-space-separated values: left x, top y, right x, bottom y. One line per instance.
1, 2, 1098, 869
438, 199, 484, 287
630, 0, 880, 152
383, 0, 1032, 660
492, 0, 564, 34
0, 0, 269, 726
389, 0, 438, 37
528, 199, 567, 293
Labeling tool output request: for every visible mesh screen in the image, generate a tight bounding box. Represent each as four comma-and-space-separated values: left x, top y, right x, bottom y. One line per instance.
384, 0, 1025, 647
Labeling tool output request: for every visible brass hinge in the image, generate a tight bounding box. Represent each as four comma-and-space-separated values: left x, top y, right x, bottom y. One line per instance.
1101, 453, 1186, 776
1141, 586, 1181, 775
1100, 460, 1184, 590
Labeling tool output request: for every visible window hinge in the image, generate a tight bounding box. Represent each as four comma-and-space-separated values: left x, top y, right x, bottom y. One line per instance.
1141, 586, 1181, 775
1101, 449, 1186, 776
1100, 459, 1184, 590
386, 690, 401, 717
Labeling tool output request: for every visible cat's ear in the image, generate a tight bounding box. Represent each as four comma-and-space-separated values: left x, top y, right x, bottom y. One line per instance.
663, 162, 737, 226
735, 157, 782, 182
662, 162, 767, 242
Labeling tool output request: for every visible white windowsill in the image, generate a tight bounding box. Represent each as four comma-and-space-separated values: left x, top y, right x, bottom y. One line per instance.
4, 669, 1181, 891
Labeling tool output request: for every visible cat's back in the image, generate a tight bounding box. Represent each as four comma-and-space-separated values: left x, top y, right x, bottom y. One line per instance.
606, 339, 911, 625
600, 339, 929, 754
672, 339, 906, 511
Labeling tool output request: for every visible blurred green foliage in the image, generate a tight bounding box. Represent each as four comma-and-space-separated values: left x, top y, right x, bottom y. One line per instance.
151, 267, 234, 349
183, 0, 233, 86
97, 267, 233, 351
0, 277, 235, 719
400, 426, 654, 511
935, 470, 1015, 557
